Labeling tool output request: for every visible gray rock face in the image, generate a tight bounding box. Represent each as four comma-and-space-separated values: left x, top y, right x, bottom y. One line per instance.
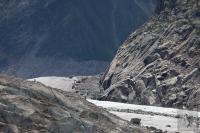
0, 75, 146, 133
100, 0, 200, 110
0, 0, 155, 78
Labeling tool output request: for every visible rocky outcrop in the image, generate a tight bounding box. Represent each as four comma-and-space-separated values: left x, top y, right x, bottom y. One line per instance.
0, 75, 145, 133
100, 0, 200, 110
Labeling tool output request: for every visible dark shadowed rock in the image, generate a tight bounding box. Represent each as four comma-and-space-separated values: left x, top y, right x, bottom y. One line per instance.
141, 73, 156, 90
130, 118, 141, 125
0, 0, 156, 78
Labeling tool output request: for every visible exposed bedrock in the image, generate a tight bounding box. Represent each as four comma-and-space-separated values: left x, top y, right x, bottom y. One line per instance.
100, 0, 200, 110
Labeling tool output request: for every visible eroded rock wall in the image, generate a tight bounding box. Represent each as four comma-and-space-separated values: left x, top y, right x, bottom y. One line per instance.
100, 0, 200, 110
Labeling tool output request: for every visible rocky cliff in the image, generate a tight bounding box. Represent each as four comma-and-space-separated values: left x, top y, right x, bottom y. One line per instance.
100, 0, 200, 110
0, 0, 155, 78
0, 75, 146, 133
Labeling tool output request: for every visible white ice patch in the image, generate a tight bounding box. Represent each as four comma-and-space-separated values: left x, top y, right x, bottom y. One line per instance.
28, 76, 78, 92
88, 99, 200, 133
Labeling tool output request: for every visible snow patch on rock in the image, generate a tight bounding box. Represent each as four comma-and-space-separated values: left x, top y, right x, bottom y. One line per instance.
29, 76, 78, 92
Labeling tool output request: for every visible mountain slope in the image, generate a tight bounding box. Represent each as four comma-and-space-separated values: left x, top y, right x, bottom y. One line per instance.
0, 75, 145, 133
0, 0, 155, 78
100, 0, 200, 110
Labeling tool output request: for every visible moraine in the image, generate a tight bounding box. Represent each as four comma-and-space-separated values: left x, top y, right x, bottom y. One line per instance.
29, 76, 200, 133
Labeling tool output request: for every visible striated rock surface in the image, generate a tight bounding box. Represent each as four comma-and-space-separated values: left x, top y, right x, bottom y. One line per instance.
0, 75, 145, 133
100, 0, 200, 110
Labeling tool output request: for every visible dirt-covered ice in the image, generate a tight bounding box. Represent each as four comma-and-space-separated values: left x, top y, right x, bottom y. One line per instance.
29, 76, 200, 133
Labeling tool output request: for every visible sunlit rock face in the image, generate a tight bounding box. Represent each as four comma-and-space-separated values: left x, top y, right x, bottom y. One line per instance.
100, 0, 200, 109
0, 0, 155, 78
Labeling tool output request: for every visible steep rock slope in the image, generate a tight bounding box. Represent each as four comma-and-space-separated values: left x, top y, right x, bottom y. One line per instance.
0, 0, 155, 78
0, 75, 145, 133
100, 0, 200, 110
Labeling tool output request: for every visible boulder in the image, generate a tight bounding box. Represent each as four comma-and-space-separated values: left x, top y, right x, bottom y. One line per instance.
141, 73, 156, 90
143, 53, 161, 65
163, 77, 178, 86
187, 87, 200, 110
130, 118, 141, 125
102, 74, 113, 90
101, 82, 130, 102
156, 75, 165, 81
141, 88, 157, 105
172, 55, 189, 67
127, 90, 136, 103
169, 94, 177, 101
133, 80, 146, 95
154, 45, 175, 59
